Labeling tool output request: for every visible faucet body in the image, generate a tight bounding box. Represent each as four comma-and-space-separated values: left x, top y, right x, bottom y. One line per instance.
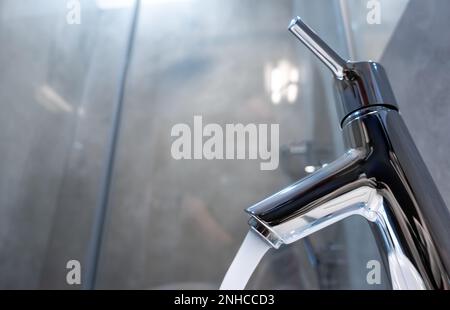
246, 17, 450, 289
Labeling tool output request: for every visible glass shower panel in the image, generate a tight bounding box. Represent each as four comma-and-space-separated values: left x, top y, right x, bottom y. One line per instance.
0, 0, 133, 288
96, 0, 350, 289
97, 0, 296, 289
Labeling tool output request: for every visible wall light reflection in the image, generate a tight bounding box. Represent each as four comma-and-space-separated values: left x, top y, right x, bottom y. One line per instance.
265, 60, 300, 105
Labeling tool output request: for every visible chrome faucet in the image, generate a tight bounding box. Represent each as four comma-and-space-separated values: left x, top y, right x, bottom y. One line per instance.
246, 17, 450, 290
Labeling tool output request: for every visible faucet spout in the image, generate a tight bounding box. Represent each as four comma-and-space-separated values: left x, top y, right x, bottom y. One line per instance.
246, 148, 367, 248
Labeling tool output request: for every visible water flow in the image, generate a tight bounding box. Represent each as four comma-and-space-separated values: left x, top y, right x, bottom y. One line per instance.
220, 230, 271, 290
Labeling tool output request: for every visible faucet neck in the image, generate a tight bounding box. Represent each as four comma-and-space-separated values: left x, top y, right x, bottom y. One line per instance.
335, 61, 398, 127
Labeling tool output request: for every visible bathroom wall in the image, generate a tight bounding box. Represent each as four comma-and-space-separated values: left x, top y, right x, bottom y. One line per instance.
381, 0, 450, 209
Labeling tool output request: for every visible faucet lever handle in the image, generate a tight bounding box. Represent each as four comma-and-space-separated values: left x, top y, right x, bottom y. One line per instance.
289, 16, 348, 79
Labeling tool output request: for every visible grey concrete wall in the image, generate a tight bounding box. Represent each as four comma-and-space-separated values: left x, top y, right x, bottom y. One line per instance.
381, 0, 450, 209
